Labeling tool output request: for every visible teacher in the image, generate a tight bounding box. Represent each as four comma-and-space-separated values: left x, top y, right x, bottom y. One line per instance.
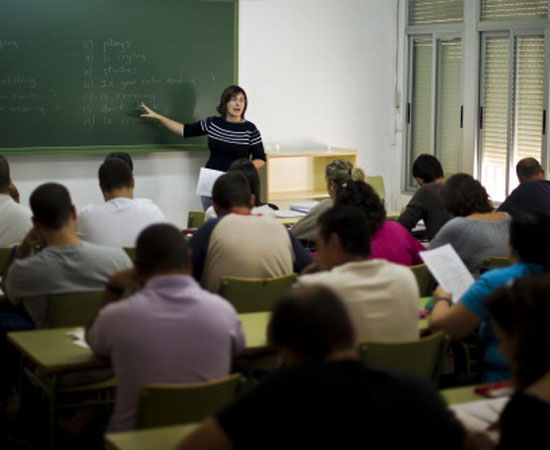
140, 85, 266, 210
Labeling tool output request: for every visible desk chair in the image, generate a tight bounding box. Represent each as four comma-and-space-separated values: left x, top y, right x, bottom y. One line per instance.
187, 210, 206, 229
409, 263, 434, 297
218, 274, 297, 313
366, 176, 386, 203
479, 256, 511, 274
0, 246, 13, 275
45, 291, 103, 328
136, 373, 242, 429
358, 332, 450, 385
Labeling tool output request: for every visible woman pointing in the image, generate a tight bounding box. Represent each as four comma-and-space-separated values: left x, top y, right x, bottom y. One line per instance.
141, 85, 266, 210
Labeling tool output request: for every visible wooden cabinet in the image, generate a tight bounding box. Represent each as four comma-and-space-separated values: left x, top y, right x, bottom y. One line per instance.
260, 148, 357, 210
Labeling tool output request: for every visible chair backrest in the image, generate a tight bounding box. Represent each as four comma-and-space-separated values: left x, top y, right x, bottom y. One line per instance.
409, 263, 434, 297
218, 274, 297, 313
123, 246, 136, 262
0, 246, 12, 276
187, 210, 206, 229
45, 291, 103, 328
136, 373, 242, 429
479, 256, 511, 274
366, 176, 386, 202
358, 332, 450, 384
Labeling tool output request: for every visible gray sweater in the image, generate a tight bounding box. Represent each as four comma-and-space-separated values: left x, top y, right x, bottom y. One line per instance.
290, 198, 334, 241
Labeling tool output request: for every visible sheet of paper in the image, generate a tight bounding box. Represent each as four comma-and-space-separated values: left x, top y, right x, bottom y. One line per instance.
420, 244, 475, 301
449, 397, 509, 443
66, 328, 90, 349
275, 209, 306, 218
290, 201, 319, 213
195, 167, 225, 197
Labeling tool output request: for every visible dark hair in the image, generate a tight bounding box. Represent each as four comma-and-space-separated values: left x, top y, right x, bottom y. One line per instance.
136, 224, 189, 276
212, 172, 251, 210
516, 157, 543, 183
216, 85, 247, 119
318, 205, 371, 258
30, 183, 73, 230
99, 158, 133, 192
440, 173, 493, 217
268, 285, 355, 362
484, 274, 550, 389
335, 180, 385, 235
104, 152, 133, 172
412, 154, 444, 183
509, 213, 550, 268
0, 154, 9, 192
228, 158, 261, 207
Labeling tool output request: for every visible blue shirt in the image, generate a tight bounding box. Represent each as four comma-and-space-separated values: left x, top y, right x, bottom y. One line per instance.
460, 262, 544, 381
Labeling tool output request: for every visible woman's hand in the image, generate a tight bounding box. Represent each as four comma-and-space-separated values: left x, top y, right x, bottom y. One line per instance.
140, 103, 160, 120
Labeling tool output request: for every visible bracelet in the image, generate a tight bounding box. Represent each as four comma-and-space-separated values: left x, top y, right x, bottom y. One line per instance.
106, 284, 125, 295
435, 297, 453, 307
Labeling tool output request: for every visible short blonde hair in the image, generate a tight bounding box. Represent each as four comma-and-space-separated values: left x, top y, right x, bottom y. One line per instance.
325, 159, 365, 188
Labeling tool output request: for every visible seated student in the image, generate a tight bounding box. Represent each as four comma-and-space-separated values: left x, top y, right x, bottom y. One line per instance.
190, 172, 311, 293
77, 158, 167, 247
296, 205, 419, 342
429, 214, 550, 382
204, 158, 277, 221
336, 180, 424, 266
86, 224, 245, 431
431, 173, 510, 277
0, 154, 32, 247
398, 154, 451, 240
2, 183, 132, 328
290, 159, 365, 242
484, 274, 550, 450
177, 285, 468, 450
498, 157, 550, 218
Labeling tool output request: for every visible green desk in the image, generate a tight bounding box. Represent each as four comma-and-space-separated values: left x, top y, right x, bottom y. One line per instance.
440, 385, 486, 405
105, 423, 198, 450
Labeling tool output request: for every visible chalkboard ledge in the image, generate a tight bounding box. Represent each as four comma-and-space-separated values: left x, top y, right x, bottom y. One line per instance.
0, 144, 209, 156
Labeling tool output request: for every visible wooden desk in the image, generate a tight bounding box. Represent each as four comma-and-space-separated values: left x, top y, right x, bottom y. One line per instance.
105, 423, 198, 450
440, 385, 486, 405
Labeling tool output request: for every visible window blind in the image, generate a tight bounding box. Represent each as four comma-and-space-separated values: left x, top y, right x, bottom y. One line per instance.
409, 0, 464, 25
481, 0, 548, 21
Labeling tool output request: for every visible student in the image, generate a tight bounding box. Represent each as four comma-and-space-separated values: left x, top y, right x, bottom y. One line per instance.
290, 159, 365, 242
140, 85, 266, 210
429, 214, 550, 382
498, 157, 550, 218
431, 173, 510, 277
77, 158, 167, 247
104, 151, 134, 172
177, 284, 467, 450
190, 172, 311, 292
86, 223, 245, 431
296, 205, 419, 342
0, 154, 32, 247
2, 183, 132, 328
204, 158, 277, 221
484, 274, 550, 450
336, 180, 424, 266
398, 154, 451, 240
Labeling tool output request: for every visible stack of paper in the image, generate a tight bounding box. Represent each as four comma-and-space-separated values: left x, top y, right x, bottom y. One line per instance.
450, 397, 509, 443
275, 210, 306, 218
290, 201, 319, 214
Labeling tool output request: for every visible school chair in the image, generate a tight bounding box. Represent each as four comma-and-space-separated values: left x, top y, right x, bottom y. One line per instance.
0, 246, 13, 275
136, 373, 242, 429
366, 176, 386, 203
187, 210, 206, 229
218, 274, 297, 313
358, 332, 450, 385
123, 246, 136, 262
409, 263, 434, 297
45, 291, 103, 328
479, 256, 512, 274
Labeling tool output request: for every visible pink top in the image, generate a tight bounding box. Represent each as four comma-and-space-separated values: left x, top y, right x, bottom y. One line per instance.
370, 221, 424, 266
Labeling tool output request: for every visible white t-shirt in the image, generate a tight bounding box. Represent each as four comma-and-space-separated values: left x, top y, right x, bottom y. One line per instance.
77, 197, 167, 247
204, 204, 277, 222
296, 259, 419, 342
0, 194, 33, 247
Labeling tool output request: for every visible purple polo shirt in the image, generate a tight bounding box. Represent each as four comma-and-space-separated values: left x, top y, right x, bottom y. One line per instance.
87, 274, 246, 431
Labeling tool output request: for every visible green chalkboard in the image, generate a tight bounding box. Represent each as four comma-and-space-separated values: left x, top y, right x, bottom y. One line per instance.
0, 0, 237, 153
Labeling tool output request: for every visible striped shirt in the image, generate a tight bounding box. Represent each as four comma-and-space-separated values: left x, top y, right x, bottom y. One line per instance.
184, 116, 266, 172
